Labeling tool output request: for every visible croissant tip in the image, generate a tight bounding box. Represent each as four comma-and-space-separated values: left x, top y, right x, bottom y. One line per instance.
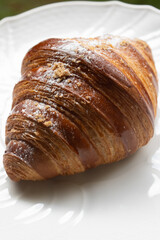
3, 153, 44, 182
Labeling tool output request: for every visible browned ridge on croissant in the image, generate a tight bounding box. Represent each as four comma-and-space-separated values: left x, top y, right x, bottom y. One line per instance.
3, 34, 158, 181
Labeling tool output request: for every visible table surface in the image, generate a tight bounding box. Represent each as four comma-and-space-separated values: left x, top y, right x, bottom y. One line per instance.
0, 0, 160, 20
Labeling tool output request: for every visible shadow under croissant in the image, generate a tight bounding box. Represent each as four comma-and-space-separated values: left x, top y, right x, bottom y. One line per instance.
6, 134, 159, 207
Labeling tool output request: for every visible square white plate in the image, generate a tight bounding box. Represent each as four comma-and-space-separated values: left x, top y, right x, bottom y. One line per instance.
0, 1, 160, 239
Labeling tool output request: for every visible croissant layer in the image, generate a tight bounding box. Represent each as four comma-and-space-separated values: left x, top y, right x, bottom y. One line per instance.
3, 35, 158, 181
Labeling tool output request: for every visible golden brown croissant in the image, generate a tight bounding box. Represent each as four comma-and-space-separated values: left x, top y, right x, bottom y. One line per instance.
3, 35, 158, 181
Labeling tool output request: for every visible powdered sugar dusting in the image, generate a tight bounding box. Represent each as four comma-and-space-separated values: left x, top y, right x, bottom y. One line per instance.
13, 100, 58, 132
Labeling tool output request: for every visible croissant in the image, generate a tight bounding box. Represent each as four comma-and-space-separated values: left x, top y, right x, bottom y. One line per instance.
3, 35, 158, 181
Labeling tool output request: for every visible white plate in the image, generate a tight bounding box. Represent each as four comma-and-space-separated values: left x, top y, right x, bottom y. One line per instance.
0, 1, 160, 239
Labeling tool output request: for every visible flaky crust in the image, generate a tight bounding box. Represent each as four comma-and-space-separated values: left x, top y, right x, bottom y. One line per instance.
3, 34, 158, 181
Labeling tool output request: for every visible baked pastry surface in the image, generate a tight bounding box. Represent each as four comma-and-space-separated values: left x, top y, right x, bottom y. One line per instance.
3, 35, 158, 181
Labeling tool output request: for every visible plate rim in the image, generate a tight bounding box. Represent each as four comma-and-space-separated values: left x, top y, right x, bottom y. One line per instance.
0, 1, 160, 27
